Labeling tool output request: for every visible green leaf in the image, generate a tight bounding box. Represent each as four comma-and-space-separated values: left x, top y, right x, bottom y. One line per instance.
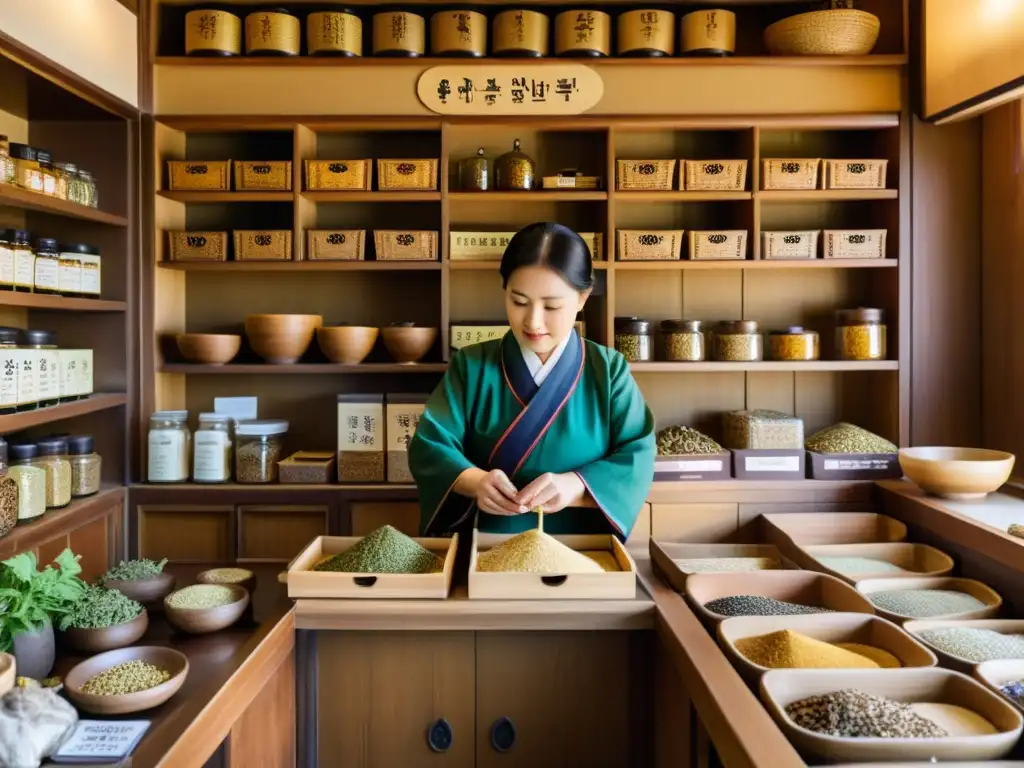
53, 548, 83, 579
1, 552, 37, 584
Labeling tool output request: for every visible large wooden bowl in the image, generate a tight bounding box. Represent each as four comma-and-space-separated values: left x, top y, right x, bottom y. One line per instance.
64, 646, 189, 715
60, 609, 150, 654
175, 333, 241, 365
103, 572, 176, 605
764, 9, 880, 56
244, 314, 323, 364
381, 325, 438, 364
899, 447, 1015, 500
0, 653, 14, 697
317, 325, 378, 364
164, 584, 250, 635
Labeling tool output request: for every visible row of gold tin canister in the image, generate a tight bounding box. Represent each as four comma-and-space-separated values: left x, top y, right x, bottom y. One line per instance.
185, 8, 736, 58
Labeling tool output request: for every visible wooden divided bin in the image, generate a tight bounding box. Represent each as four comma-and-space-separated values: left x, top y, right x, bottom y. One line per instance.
857, 577, 1003, 623
688, 230, 747, 260
824, 158, 889, 189
168, 231, 228, 262
305, 159, 371, 191
168, 160, 232, 191
762, 230, 820, 260
374, 230, 438, 260
307, 230, 365, 261
799, 542, 955, 584
761, 512, 908, 548
681, 159, 747, 191
824, 229, 888, 259
650, 541, 787, 593
616, 159, 676, 191
283, 534, 459, 599
904, 619, 1024, 673
761, 158, 820, 190
234, 160, 292, 191
376, 158, 438, 191
617, 229, 684, 261
234, 230, 292, 261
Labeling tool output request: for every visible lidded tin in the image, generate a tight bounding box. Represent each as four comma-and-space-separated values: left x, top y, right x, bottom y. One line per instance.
494, 139, 536, 191
493, 10, 550, 57
680, 9, 736, 56
615, 317, 653, 362
555, 10, 611, 57
617, 9, 675, 57
431, 9, 487, 57
835, 307, 886, 361
308, 8, 364, 56
713, 320, 762, 362
659, 319, 705, 362
372, 9, 425, 56
185, 8, 242, 57
458, 148, 489, 192
245, 8, 300, 56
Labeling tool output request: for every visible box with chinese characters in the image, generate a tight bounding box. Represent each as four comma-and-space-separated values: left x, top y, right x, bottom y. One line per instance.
336, 395, 385, 483
450, 231, 602, 261
386, 394, 426, 484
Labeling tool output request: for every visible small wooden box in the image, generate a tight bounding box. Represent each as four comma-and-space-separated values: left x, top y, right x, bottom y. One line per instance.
762, 230, 820, 260
307, 230, 366, 261
761, 158, 820, 190
168, 160, 231, 191
541, 173, 602, 190
450, 231, 516, 261
377, 158, 438, 191
284, 533, 458, 599
468, 529, 637, 600
682, 160, 747, 191
278, 451, 336, 484
305, 159, 371, 191
824, 159, 888, 189
168, 231, 228, 262
688, 230, 747, 260
617, 229, 684, 261
824, 229, 887, 259
374, 230, 438, 261
616, 159, 676, 191
235, 160, 292, 191
234, 230, 292, 261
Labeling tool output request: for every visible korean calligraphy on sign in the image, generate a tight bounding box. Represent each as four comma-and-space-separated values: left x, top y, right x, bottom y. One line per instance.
418, 65, 603, 116
387, 402, 427, 452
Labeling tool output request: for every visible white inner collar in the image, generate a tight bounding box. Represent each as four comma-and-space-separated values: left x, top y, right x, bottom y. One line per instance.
520, 333, 572, 386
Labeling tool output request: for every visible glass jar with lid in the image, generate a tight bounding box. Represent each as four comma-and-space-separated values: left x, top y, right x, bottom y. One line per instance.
614, 316, 653, 362
21, 329, 59, 408
66, 164, 88, 206
9, 443, 46, 523
835, 308, 886, 361
0, 135, 14, 185
235, 419, 288, 484
193, 412, 233, 484
768, 326, 820, 361
78, 169, 98, 209
52, 163, 71, 201
12, 230, 34, 293
69, 243, 101, 298
9, 144, 42, 192
658, 319, 705, 362
67, 435, 101, 497
33, 237, 60, 295
148, 410, 191, 483
57, 243, 83, 298
713, 320, 762, 362
35, 437, 71, 509
36, 151, 57, 197
0, 327, 17, 416
0, 438, 17, 539
0, 230, 14, 292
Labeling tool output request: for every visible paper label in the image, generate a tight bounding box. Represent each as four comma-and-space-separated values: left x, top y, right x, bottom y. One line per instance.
656, 459, 723, 472
78, 350, 93, 396
193, 431, 231, 482
14, 251, 34, 288
0, 244, 14, 286
34, 256, 59, 291
59, 350, 76, 398
0, 350, 17, 408
337, 402, 382, 452
823, 458, 892, 471
149, 429, 189, 482
556, 176, 576, 188
80, 254, 102, 295
14, 350, 37, 406
744, 455, 801, 473
387, 404, 425, 452
58, 257, 82, 294
36, 350, 59, 402
54, 720, 150, 760
451, 325, 510, 349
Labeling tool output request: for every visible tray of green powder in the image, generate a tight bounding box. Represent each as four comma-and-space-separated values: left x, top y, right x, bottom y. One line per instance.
856, 577, 1003, 623
976, 659, 1024, 715
903, 620, 1024, 672
649, 541, 789, 593
799, 542, 955, 584
760, 668, 1024, 762
285, 527, 458, 599
469, 529, 636, 600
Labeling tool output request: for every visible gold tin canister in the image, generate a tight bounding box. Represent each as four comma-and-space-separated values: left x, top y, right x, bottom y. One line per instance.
680, 9, 735, 56
185, 8, 242, 56
308, 9, 364, 56
245, 8, 301, 56
493, 10, 550, 57
494, 139, 536, 191
372, 10, 425, 57
431, 9, 487, 57
555, 10, 611, 57
617, 9, 675, 57
458, 148, 489, 191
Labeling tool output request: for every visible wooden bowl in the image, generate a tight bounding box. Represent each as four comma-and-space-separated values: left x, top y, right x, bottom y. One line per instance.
904, 619, 1024, 673
764, 9, 880, 56
60, 609, 150, 654
196, 567, 257, 596
856, 577, 1003, 623
381, 325, 438, 364
64, 646, 188, 715
164, 584, 250, 635
103, 572, 176, 605
0, 653, 14, 697
175, 333, 241, 365
899, 447, 1015, 500
976, 660, 1024, 714
316, 325, 378, 364
799, 542, 955, 584
244, 314, 323, 364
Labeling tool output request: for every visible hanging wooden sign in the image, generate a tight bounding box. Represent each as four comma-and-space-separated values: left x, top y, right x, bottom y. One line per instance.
417, 64, 603, 116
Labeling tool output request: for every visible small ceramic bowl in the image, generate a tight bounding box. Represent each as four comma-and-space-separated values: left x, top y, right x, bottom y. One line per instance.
103, 572, 176, 605
64, 646, 188, 715
196, 567, 257, 596
164, 584, 250, 635
60, 609, 149, 654
899, 447, 1016, 500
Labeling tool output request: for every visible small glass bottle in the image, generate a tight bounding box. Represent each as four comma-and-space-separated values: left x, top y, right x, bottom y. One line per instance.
33, 238, 60, 295
57, 243, 83, 298
35, 438, 71, 509
67, 435, 101, 497
36, 151, 57, 197
66, 164, 86, 206
9, 144, 42, 192
0, 438, 18, 539
835, 308, 887, 361
74, 243, 101, 299
0, 230, 14, 292
52, 163, 71, 201
193, 412, 233, 484
9, 443, 46, 523
614, 317, 653, 362
235, 419, 288, 484
148, 410, 191, 483
0, 135, 14, 185
12, 230, 34, 293
78, 169, 98, 209
21, 329, 59, 408
0, 327, 17, 416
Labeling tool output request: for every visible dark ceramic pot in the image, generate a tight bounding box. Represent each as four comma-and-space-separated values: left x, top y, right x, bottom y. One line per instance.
13, 620, 55, 680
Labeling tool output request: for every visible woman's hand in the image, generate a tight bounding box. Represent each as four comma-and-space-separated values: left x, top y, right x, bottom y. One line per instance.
472, 469, 525, 516
516, 472, 586, 514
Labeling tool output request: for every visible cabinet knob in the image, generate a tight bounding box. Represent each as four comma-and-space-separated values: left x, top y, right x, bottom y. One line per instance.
427, 718, 453, 753
490, 716, 516, 752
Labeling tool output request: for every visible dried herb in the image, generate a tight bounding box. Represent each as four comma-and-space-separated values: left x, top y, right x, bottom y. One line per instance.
58, 585, 142, 630
100, 558, 168, 583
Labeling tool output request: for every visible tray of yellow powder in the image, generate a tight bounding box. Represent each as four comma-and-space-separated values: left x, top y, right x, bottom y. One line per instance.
284, 526, 458, 599
760, 668, 1023, 762
799, 542, 955, 584
469, 529, 636, 600
649, 541, 791, 593
718, 613, 937, 684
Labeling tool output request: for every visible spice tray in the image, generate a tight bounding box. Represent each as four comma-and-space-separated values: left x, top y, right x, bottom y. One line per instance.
903, 619, 1024, 673
684, 570, 875, 626
761, 511, 907, 550
798, 542, 955, 584
855, 577, 1003, 623
731, 449, 805, 481
654, 453, 732, 482
650, 540, 793, 594
976, 660, 1024, 714
284, 534, 458, 599
718, 613, 938, 684
468, 530, 636, 600
807, 450, 902, 480
759, 668, 1023, 762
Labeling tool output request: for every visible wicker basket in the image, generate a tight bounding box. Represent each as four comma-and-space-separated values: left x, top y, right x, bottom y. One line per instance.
616, 159, 676, 191
824, 159, 888, 189
305, 159, 371, 191
168, 160, 231, 191
763, 9, 880, 56
824, 229, 887, 259
688, 230, 747, 261
235, 161, 292, 191
374, 230, 438, 261
617, 230, 684, 261
307, 230, 366, 261
168, 231, 228, 262
682, 160, 748, 191
234, 230, 292, 261
377, 159, 439, 191
762, 159, 821, 190
762, 230, 820, 260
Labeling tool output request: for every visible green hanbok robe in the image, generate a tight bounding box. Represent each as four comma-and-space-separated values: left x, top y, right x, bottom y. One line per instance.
409, 330, 656, 540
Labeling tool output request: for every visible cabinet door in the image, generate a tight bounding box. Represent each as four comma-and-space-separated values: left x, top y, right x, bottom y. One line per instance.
318, 631, 475, 768
476, 631, 631, 768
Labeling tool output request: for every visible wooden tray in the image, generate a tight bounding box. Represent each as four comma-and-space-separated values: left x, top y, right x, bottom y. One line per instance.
856, 577, 1003, 623
718, 613, 938, 683
759, 668, 1023, 762
284, 534, 458, 599
799, 542, 955, 584
761, 511, 907, 548
976, 660, 1024, 714
903, 619, 1024, 673
650, 541, 790, 593
468, 529, 636, 601
684, 570, 875, 625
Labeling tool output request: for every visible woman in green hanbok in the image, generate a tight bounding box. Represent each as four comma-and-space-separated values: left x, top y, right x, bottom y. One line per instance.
409, 222, 656, 540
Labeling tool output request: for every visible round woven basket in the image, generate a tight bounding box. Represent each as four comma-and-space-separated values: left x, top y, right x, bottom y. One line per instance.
764, 9, 880, 56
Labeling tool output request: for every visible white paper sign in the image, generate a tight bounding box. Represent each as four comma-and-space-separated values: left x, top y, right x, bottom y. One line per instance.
54, 720, 150, 760
387, 404, 425, 452
656, 459, 723, 472
744, 455, 801, 473
337, 403, 382, 453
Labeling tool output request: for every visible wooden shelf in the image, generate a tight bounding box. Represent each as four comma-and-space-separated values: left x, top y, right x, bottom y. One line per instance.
450, 260, 610, 271
615, 191, 752, 202
0, 292, 128, 311
0, 486, 126, 560
158, 191, 294, 203
160, 363, 447, 374
158, 260, 442, 272
134, 482, 415, 492
0, 185, 129, 227
756, 189, 898, 202
613, 259, 898, 270
0, 393, 128, 434
630, 361, 899, 373
303, 191, 440, 203
449, 191, 607, 202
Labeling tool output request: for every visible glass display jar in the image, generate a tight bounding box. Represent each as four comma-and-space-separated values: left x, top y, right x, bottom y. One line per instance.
12, 230, 34, 293
52, 163, 71, 201
66, 164, 88, 206
67, 435, 101, 497
72, 243, 101, 298
57, 243, 83, 298
8, 445, 44, 524
768, 326, 820, 361
658, 319, 704, 362
21, 329, 59, 408
835, 308, 886, 361
193, 412, 233, 484
614, 317, 653, 362
35, 437, 71, 509
33, 237, 60, 295
78, 169, 98, 209
9, 144, 42, 193
148, 410, 191, 483
37, 151, 57, 197
713, 320, 762, 362
235, 419, 288, 484
0, 135, 14, 185
0, 230, 13, 291
0, 438, 17, 539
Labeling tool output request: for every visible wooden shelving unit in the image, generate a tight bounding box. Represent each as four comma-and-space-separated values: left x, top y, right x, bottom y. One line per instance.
0, 486, 126, 560
0, 394, 129, 434
0, 293, 128, 312
0, 185, 130, 227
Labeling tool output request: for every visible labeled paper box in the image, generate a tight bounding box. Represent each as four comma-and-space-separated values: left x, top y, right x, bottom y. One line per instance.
336, 394, 384, 483
731, 449, 806, 480
807, 451, 902, 481
654, 453, 733, 482
386, 394, 427, 484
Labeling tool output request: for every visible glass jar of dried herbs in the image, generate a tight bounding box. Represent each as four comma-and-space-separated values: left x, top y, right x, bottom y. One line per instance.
235, 419, 288, 484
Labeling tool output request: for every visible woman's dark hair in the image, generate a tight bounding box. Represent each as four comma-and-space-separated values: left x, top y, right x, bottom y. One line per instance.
499, 222, 595, 292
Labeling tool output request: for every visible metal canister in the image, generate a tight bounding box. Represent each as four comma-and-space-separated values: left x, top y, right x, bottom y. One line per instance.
555, 10, 611, 57
185, 8, 242, 56
617, 9, 675, 57
372, 10, 425, 57
494, 139, 536, 191
308, 8, 363, 56
430, 9, 487, 57
680, 9, 735, 56
245, 8, 301, 56
458, 148, 489, 192
493, 9, 550, 57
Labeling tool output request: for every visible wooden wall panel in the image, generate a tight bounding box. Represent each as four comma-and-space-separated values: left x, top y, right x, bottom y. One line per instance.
238, 506, 329, 563
139, 505, 233, 562
350, 501, 421, 537
228, 652, 296, 768
650, 504, 739, 543
69, 516, 112, 583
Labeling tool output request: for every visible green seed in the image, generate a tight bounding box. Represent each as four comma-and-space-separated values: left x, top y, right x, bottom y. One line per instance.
59, 585, 142, 630
816, 556, 908, 575
81, 660, 170, 696
166, 584, 239, 610
314, 525, 443, 574
917, 627, 1024, 662
101, 558, 168, 582
869, 589, 987, 618
806, 423, 897, 454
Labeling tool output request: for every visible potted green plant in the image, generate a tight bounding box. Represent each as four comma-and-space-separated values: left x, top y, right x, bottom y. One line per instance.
0, 548, 86, 679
